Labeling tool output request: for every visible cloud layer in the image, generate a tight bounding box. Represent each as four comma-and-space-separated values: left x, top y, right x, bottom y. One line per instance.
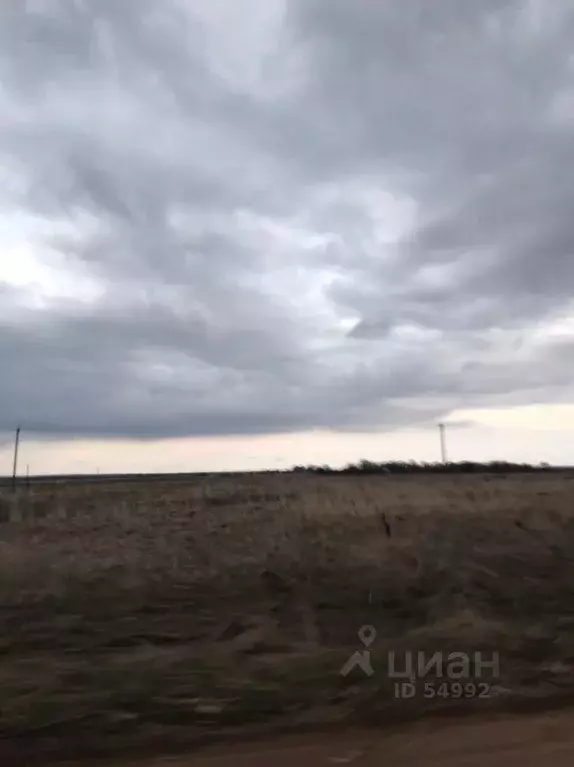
2, 0, 574, 439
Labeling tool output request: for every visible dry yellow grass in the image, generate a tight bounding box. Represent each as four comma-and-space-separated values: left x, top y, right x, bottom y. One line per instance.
1, 471, 574, 759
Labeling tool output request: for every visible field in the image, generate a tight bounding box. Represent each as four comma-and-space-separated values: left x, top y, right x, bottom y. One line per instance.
1, 471, 574, 761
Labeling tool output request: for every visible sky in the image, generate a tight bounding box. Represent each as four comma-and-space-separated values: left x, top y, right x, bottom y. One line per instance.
2, 0, 574, 474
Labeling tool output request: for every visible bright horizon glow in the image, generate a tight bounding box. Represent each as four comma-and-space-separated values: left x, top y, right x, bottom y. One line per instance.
2, 402, 574, 476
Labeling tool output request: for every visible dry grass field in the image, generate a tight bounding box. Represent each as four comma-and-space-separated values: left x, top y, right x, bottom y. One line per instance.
1, 471, 574, 760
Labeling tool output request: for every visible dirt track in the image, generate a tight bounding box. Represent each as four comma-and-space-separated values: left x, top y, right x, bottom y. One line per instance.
112, 709, 574, 766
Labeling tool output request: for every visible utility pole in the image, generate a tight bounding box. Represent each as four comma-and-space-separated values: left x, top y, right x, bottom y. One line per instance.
12, 426, 20, 492
438, 423, 447, 464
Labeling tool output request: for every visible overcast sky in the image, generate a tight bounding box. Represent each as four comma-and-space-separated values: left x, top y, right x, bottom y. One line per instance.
2, 0, 574, 474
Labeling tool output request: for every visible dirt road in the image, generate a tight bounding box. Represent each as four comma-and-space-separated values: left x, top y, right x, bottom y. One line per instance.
112, 709, 574, 766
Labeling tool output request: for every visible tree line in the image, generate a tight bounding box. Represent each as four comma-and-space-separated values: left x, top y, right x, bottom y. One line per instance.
290, 459, 553, 475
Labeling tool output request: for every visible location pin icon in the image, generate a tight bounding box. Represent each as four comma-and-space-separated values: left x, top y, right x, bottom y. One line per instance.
358, 625, 377, 647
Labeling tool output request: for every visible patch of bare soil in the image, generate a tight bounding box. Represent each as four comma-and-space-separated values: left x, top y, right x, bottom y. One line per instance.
114, 708, 574, 766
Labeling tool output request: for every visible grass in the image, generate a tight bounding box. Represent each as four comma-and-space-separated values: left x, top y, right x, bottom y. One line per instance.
2, 471, 574, 760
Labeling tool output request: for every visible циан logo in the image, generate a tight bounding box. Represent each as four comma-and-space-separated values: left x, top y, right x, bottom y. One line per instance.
340, 625, 377, 677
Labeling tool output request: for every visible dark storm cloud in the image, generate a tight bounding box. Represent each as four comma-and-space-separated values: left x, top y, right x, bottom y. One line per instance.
1, 0, 574, 440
